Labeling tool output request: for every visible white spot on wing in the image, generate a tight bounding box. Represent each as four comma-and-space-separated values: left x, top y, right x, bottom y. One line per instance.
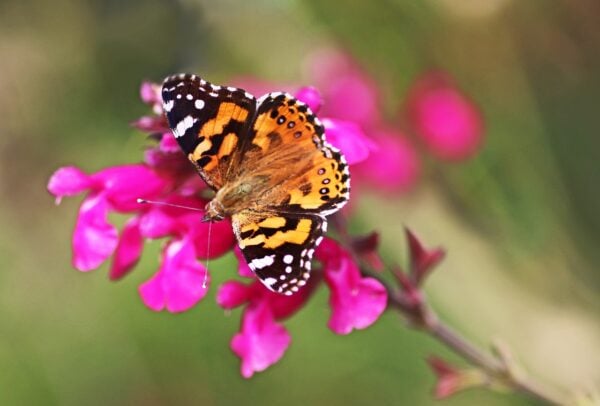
283, 254, 293, 264
264, 277, 277, 287
163, 100, 174, 112
173, 115, 196, 138
250, 255, 275, 269
194, 99, 205, 110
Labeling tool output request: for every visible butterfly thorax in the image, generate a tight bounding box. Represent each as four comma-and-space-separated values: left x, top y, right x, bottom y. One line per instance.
204, 177, 266, 221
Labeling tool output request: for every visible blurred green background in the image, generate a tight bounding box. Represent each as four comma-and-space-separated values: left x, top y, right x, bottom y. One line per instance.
1, 0, 599, 404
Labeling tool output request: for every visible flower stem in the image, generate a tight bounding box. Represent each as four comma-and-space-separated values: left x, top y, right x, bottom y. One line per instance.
331, 217, 569, 405
374, 269, 568, 405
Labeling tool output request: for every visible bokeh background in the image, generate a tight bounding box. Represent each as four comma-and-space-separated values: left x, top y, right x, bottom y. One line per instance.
1, 0, 599, 405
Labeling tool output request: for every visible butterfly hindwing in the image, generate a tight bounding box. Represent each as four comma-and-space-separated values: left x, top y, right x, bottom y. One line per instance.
161, 74, 257, 189
232, 209, 325, 295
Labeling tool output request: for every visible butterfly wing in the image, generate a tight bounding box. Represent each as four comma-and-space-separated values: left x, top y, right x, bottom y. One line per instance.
161, 74, 257, 190
236, 92, 350, 215
232, 209, 325, 295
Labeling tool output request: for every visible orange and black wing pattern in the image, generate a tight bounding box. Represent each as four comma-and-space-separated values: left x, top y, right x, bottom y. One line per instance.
231, 209, 325, 295
239, 92, 350, 215
161, 74, 256, 190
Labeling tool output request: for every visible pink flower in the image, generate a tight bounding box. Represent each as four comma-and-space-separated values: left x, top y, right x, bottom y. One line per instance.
322, 118, 378, 165
428, 357, 463, 399
306, 48, 421, 193
47, 166, 92, 202
231, 301, 291, 378
72, 193, 118, 271
354, 130, 421, 193
138, 196, 235, 259
317, 238, 388, 335
217, 251, 321, 377
427, 357, 486, 399
48, 164, 169, 273
306, 48, 380, 128
50, 77, 393, 379
406, 71, 484, 161
294, 86, 322, 113
139, 237, 209, 313
109, 217, 143, 280
217, 278, 314, 378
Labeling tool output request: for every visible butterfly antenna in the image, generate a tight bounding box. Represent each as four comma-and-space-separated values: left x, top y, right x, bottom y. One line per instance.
137, 198, 204, 212
203, 220, 212, 289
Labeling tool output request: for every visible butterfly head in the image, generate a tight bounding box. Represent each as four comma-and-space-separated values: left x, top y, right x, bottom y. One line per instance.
203, 198, 226, 222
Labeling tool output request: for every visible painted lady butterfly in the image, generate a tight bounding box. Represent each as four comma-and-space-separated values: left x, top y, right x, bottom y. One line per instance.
161, 74, 350, 295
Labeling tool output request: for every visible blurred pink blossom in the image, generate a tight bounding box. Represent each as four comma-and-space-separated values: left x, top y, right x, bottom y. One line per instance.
406, 71, 484, 161
305, 48, 380, 128
354, 130, 421, 193
305, 48, 421, 192
294, 85, 322, 113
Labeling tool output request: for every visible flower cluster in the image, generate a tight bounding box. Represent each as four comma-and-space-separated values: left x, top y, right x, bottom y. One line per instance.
47, 51, 484, 378
304, 48, 484, 193
48, 78, 389, 377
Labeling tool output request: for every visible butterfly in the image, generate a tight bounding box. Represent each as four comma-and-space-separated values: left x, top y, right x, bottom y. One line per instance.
161, 74, 350, 295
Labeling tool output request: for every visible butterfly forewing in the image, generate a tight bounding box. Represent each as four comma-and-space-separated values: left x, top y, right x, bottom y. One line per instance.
239, 92, 351, 215
161, 74, 257, 189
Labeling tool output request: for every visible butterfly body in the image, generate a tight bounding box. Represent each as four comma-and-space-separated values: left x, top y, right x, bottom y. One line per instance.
161, 74, 350, 295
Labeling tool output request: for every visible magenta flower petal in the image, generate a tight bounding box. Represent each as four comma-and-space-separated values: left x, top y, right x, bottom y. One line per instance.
140, 81, 160, 105
159, 132, 180, 152
324, 73, 379, 128
109, 217, 143, 280
139, 238, 208, 313
326, 274, 388, 335
216, 280, 251, 309
294, 86, 322, 113
231, 301, 291, 378
131, 115, 169, 133
72, 193, 119, 271
356, 131, 421, 193
188, 217, 236, 259
47, 166, 92, 199
322, 118, 378, 165
406, 71, 484, 161
138, 208, 177, 239
318, 239, 387, 335
93, 164, 167, 212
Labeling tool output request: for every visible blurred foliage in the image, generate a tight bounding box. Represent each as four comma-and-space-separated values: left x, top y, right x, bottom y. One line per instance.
0, 0, 598, 405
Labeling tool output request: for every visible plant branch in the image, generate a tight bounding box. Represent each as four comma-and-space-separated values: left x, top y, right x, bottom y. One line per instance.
383, 274, 568, 405
332, 217, 569, 405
